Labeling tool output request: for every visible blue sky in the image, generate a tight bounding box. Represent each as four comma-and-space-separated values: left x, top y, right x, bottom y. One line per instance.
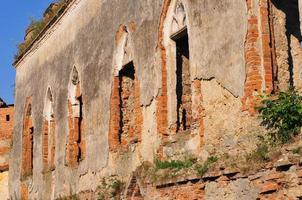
0, 0, 53, 104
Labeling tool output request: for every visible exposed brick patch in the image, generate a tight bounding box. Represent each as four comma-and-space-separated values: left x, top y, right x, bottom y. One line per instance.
108, 63, 142, 152
20, 182, 29, 200
0, 105, 14, 171
120, 65, 136, 146
134, 78, 143, 145
242, 0, 274, 114
42, 120, 56, 171
21, 97, 33, 178
156, 0, 171, 137
260, 0, 274, 93
192, 80, 205, 147
42, 121, 49, 169
158, 182, 205, 200
109, 77, 121, 152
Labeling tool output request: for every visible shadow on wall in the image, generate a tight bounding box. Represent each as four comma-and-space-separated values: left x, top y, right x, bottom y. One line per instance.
271, 0, 302, 87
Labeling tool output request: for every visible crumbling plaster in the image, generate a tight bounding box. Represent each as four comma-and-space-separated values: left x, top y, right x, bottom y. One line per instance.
11, 0, 249, 198
186, 0, 248, 97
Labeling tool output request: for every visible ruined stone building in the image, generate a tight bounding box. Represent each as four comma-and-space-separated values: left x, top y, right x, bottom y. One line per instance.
8, 0, 302, 199
0, 98, 14, 199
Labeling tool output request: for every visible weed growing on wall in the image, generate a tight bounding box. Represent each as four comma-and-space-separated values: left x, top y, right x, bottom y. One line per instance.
292, 146, 302, 154
154, 157, 196, 171
258, 89, 302, 144
245, 138, 269, 162
15, 0, 68, 60
195, 156, 218, 176
96, 178, 124, 200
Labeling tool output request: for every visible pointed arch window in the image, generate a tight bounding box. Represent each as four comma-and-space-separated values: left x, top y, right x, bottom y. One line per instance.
109, 25, 142, 151
164, 0, 192, 133
42, 88, 56, 171
66, 67, 85, 167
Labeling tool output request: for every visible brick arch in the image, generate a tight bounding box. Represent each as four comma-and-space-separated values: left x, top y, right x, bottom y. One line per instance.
157, 0, 205, 157
42, 88, 56, 171
66, 66, 85, 168
108, 25, 142, 152
161, 0, 193, 134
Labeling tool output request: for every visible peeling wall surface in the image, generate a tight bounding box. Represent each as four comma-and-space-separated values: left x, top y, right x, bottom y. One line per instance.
9, 0, 302, 199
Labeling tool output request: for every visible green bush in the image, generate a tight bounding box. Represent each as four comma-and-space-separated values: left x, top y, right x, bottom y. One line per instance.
258, 89, 302, 144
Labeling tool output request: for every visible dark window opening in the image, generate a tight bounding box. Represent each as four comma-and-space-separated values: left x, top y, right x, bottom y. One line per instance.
77, 95, 83, 162
29, 127, 34, 171
271, 0, 302, 87
118, 62, 135, 143
6, 115, 10, 121
174, 30, 192, 132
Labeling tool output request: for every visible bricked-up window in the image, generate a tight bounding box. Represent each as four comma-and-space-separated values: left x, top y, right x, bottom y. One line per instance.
66, 67, 85, 168
118, 62, 136, 144
173, 30, 192, 132
109, 26, 143, 152
42, 89, 56, 171
21, 98, 33, 178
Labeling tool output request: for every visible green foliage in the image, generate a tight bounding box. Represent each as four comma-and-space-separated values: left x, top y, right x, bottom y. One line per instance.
246, 141, 269, 162
29, 19, 46, 39
154, 157, 196, 171
96, 178, 124, 200
109, 179, 123, 197
195, 156, 218, 176
292, 146, 302, 154
15, 0, 67, 60
15, 19, 46, 60
258, 89, 302, 144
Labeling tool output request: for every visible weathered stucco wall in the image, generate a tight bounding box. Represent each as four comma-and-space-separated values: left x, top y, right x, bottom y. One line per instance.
187, 0, 247, 97
10, 0, 301, 199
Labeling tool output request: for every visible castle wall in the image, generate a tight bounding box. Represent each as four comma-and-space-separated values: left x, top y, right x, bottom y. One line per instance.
9, 0, 302, 199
